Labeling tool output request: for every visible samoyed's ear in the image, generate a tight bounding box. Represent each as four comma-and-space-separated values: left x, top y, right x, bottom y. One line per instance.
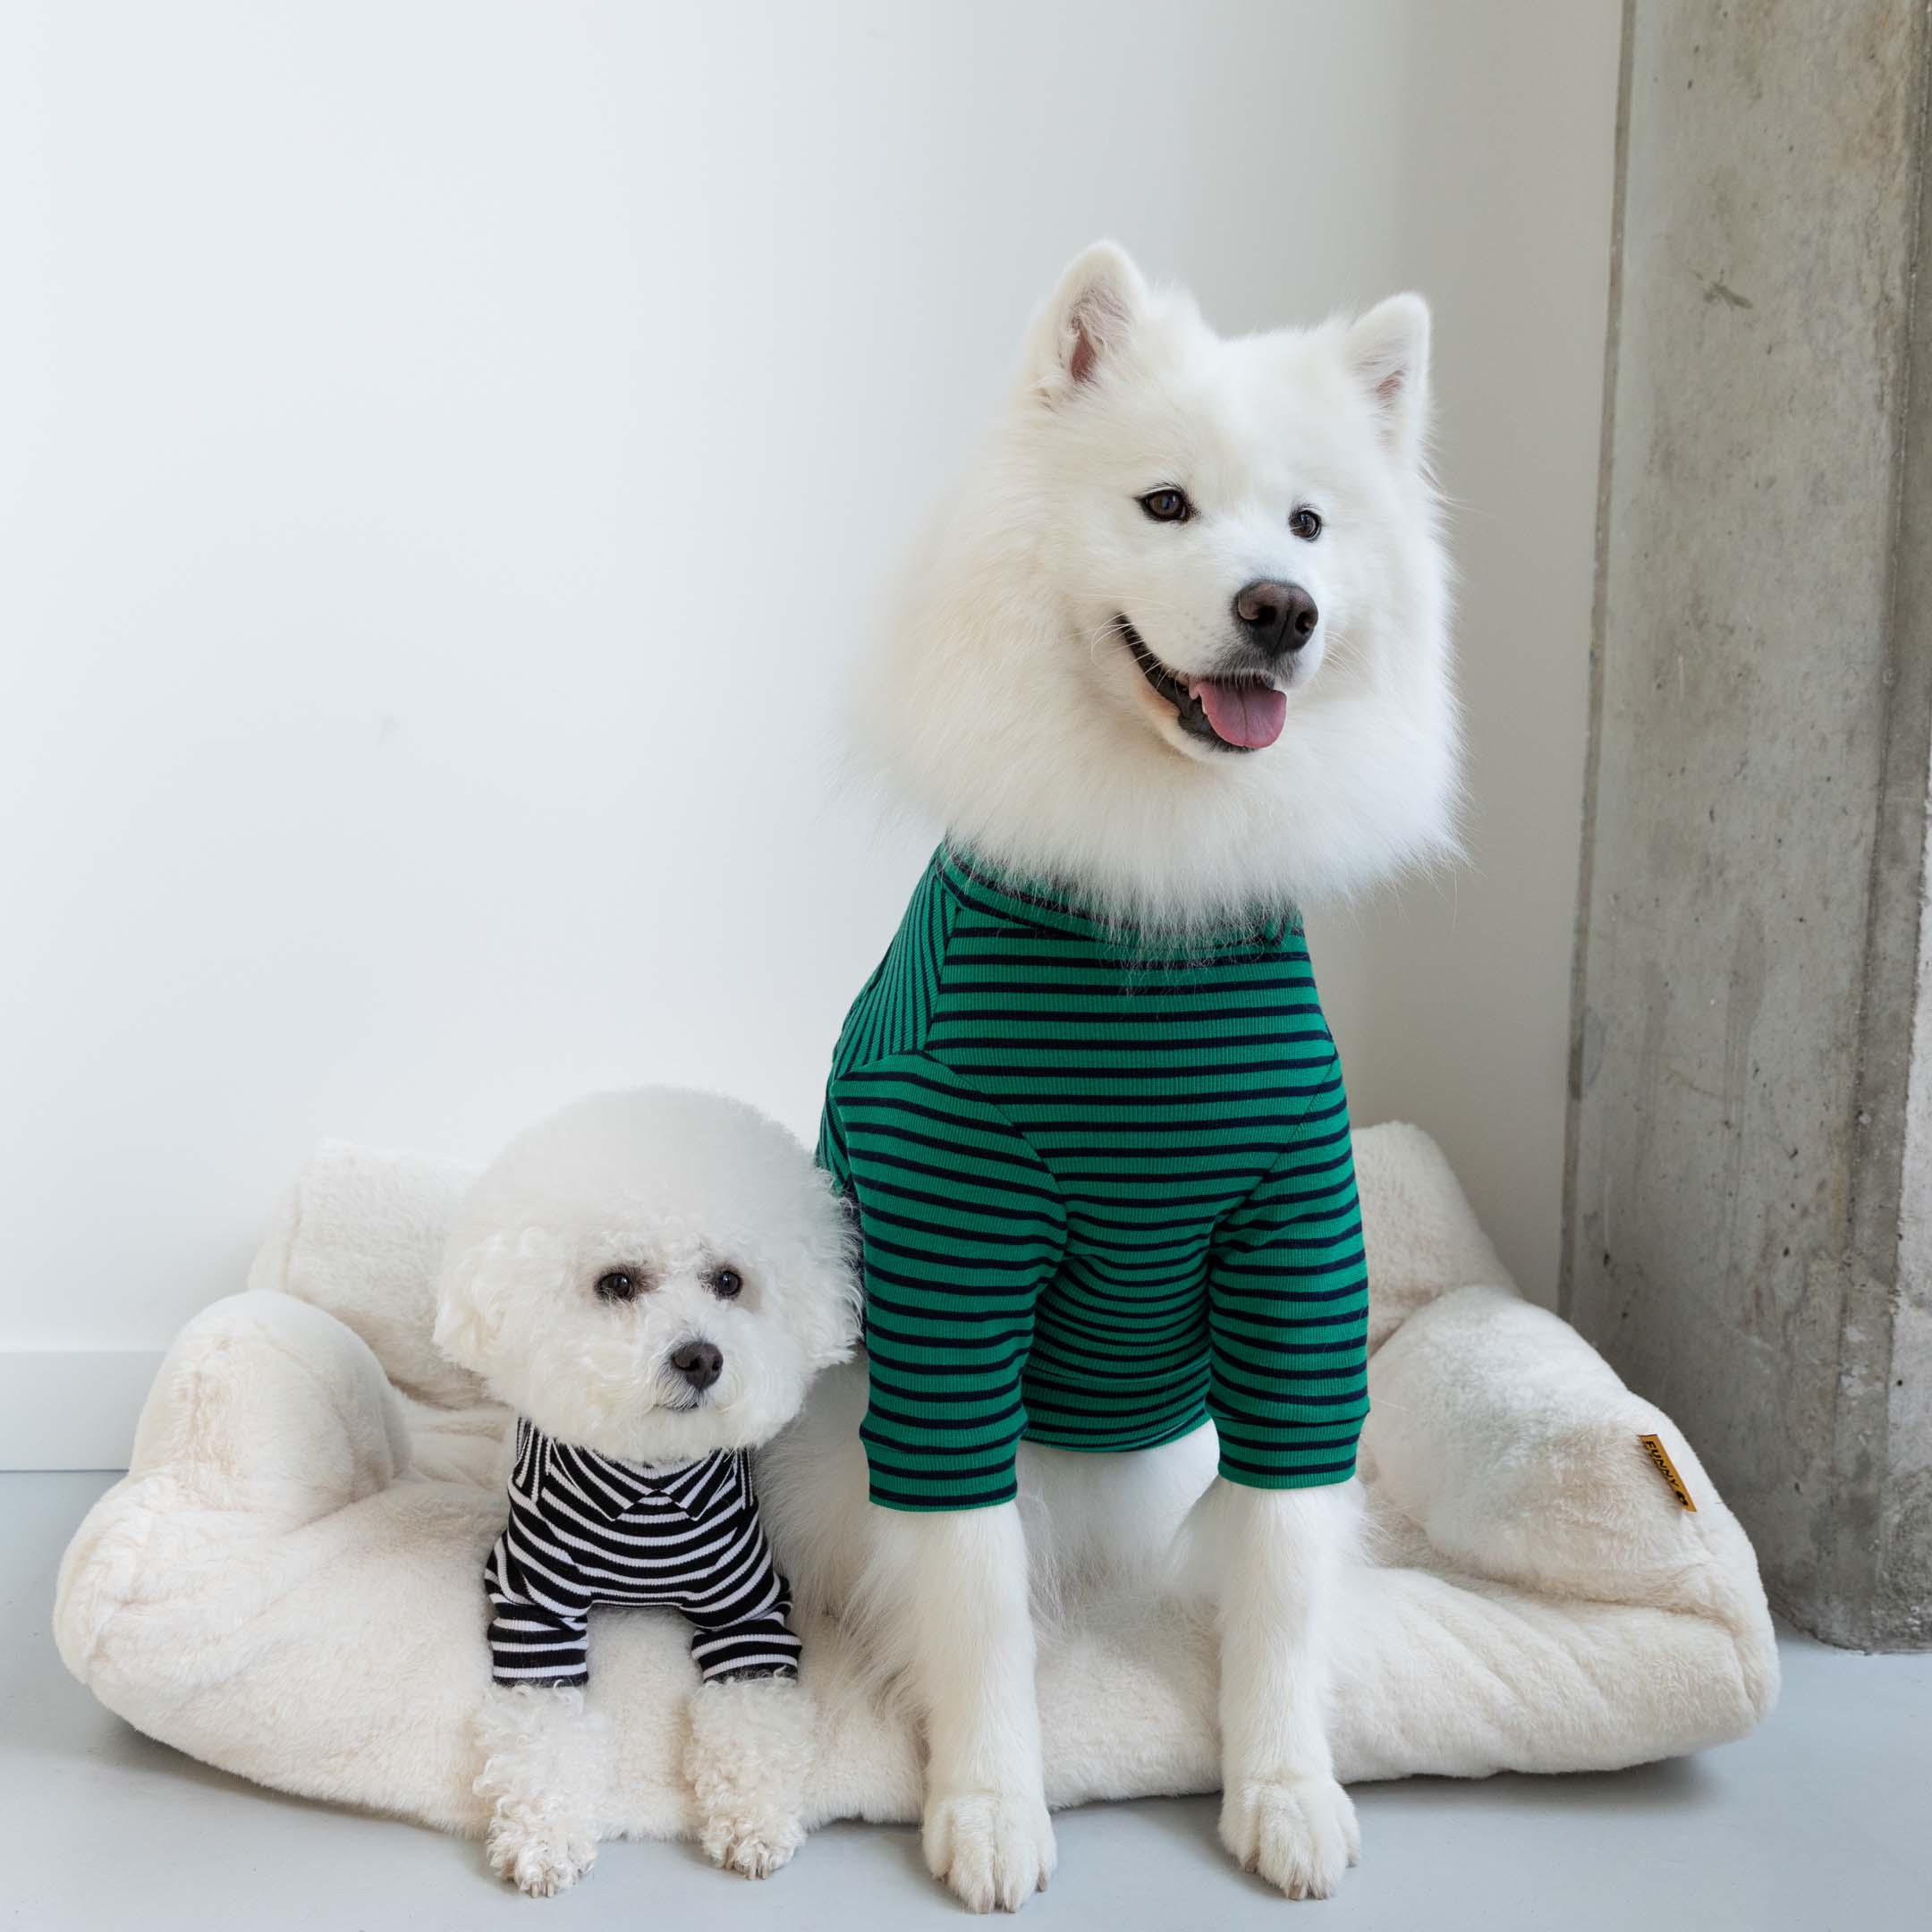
1030, 241, 1149, 399
1346, 292, 1431, 463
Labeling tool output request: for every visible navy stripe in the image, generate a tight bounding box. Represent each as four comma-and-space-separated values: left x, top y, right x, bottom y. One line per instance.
485, 1419, 799, 1685
821, 847, 1369, 1510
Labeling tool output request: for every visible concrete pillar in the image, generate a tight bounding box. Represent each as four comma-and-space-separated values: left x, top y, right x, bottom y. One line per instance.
1564, 0, 1932, 1648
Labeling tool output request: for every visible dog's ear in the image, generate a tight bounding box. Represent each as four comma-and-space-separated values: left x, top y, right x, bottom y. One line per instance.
1345, 293, 1431, 464
784, 1180, 866, 1369
433, 1229, 547, 1377
432, 1234, 504, 1375
1030, 241, 1148, 400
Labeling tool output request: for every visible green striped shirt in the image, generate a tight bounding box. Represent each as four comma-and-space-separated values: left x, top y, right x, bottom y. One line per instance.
817, 848, 1369, 1513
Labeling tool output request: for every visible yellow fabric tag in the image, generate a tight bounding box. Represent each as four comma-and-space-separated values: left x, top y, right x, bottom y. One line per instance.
1638, 1433, 1697, 1512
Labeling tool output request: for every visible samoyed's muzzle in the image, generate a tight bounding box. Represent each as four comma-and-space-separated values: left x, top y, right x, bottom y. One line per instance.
1119, 577, 1320, 755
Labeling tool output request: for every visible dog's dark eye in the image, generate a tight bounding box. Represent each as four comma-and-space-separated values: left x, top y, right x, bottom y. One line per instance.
709, 1267, 743, 1300
595, 1270, 640, 1302
1138, 487, 1192, 524
1289, 505, 1323, 540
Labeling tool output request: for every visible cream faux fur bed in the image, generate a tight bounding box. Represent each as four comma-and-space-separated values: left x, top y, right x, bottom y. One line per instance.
54, 1124, 1777, 1841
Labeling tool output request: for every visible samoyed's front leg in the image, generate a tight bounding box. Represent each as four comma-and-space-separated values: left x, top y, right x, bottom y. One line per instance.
872, 1504, 1056, 1912
1191, 1479, 1360, 1901
686, 1675, 814, 1879
474, 1683, 606, 1897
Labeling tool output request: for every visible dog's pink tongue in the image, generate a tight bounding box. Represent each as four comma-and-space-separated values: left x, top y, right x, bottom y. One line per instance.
1193, 679, 1287, 750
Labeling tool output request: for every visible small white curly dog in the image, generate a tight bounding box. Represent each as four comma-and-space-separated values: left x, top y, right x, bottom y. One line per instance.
433, 1088, 858, 1896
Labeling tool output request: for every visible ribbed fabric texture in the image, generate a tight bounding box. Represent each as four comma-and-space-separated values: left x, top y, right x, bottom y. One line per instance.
484, 1419, 801, 1685
818, 847, 1370, 1513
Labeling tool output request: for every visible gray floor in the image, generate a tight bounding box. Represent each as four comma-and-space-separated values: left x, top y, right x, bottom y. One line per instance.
9, 1473, 1929, 1931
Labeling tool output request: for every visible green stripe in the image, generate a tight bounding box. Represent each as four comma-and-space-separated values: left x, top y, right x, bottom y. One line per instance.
821, 848, 1368, 1512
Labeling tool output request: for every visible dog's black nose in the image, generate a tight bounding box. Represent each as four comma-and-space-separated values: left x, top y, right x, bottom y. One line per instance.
671, 1340, 723, 1392
1233, 580, 1318, 657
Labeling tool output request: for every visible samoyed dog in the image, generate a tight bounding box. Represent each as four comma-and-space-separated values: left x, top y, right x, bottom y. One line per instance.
761, 240, 1456, 1911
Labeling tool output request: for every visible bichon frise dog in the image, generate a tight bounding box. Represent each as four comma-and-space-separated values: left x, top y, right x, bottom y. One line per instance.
434, 1088, 858, 1896
760, 241, 1456, 1910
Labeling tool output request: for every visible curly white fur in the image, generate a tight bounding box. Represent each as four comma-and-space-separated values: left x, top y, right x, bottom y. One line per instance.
435, 1088, 858, 1463
475, 1683, 605, 1897
438, 1089, 859, 1895
684, 1676, 816, 1879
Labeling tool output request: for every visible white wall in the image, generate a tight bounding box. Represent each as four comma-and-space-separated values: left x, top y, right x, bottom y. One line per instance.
0, 1, 1620, 1459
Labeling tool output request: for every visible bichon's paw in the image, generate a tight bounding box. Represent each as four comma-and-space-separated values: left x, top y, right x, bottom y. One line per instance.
699, 1805, 806, 1881
685, 1675, 814, 1882
922, 1787, 1057, 1913
473, 1682, 606, 1898
487, 1818, 597, 1898
1218, 1772, 1359, 1900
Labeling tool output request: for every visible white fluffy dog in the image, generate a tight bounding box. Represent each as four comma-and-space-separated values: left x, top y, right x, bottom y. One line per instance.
434, 1088, 858, 1896
760, 241, 1456, 1911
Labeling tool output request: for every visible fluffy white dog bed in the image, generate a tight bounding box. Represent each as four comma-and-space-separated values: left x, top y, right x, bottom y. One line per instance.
55, 1124, 1777, 1842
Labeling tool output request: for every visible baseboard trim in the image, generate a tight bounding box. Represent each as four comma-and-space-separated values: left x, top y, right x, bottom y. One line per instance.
0, 1350, 161, 1470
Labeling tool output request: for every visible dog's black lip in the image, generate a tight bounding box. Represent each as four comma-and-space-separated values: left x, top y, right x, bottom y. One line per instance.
1116, 615, 1267, 754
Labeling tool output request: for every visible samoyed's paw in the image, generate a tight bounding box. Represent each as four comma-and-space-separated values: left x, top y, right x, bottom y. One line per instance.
922, 1786, 1057, 1913
1218, 1772, 1359, 1900
487, 1817, 597, 1898
685, 1676, 814, 1881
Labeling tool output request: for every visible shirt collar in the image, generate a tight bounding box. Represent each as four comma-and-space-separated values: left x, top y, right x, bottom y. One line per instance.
546, 1436, 738, 1522
936, 843, 1296, 952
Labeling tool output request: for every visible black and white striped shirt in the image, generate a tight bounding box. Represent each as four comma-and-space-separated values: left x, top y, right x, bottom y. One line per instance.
485, 1418, 801, 1687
